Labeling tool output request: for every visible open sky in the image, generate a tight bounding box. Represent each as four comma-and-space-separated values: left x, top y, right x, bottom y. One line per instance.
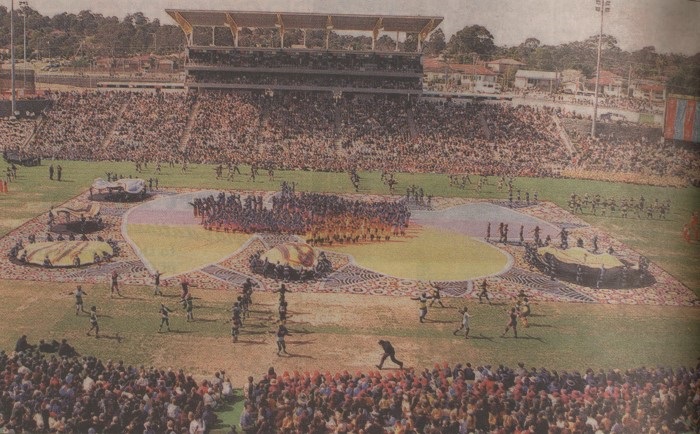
16, 0, 700, 54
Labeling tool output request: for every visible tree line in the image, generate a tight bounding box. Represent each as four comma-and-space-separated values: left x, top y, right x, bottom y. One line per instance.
0, 7, 696, 95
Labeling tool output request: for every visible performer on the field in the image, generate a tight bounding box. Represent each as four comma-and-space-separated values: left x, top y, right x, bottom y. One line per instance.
453, 306, 472, 339
229, 317, 241, 343
519, 298, 531, 328
158, 303, 173, 332
477, 280, 491, 305
501, 307, 518, 338
69, 285, 88, 315
411, 292, 432, 323
110, 270, 122, 297
153, 270, 163, 296
376, 339, 404, 370
274, 323, 291, 355
429, 282, 446, 308
278, 301, 288, 323
86, 306, 99, 338
182, 294, 194, 322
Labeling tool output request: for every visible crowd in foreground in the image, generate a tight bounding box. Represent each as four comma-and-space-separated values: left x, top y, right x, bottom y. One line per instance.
237, 361, 699, 434
1, 337, 232, 433
2, 336, 697, 434
2, 90, 698, 185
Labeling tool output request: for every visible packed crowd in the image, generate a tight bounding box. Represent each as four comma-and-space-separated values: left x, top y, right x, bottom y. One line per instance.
565, 127, 699, 184
26, 91, 193, 162
107, 93, 195, 162
0, 119, 35, 152
4, 89, 695, 184
237, 362, 699, 433
188, 48, 422, 73
0, 340, 233, 433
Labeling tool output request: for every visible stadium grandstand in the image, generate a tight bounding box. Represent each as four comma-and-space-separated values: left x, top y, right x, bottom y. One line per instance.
166, 10, 442, 95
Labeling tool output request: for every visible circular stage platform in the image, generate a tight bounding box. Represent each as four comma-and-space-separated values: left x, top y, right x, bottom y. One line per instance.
15, 241, 114, 267
530, 245, 653, 289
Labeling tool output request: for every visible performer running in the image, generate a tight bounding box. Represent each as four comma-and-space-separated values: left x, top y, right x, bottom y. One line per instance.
158, 303, 173, 332
477, 280, 491, 305
429, 282, 446, 308
86, 306, 99, 338
453, 306, 472, 339
501, 307, 518, 338
376, 340, 404, 370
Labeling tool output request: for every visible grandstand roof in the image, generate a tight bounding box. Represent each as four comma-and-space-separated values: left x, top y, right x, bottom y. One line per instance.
165, 10, 443, 34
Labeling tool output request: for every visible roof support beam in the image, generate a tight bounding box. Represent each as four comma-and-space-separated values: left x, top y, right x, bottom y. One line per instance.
325, 16, 333, 50
224, 13, 239, 48
418, 19, 436, 53
172, 12, 194, 46
372, 17, 383, 51
276, 13, 285, 48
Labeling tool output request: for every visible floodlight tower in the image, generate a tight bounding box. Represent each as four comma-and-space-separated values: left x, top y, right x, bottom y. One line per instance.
19, 1, 28, 92
10, 0, 16, 116
591, 0, 611, 138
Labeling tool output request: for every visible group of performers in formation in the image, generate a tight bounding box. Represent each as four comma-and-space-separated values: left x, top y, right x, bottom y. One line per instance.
448, 174, 539, 208
568, 193, 671, 219
193, 182, 412, 247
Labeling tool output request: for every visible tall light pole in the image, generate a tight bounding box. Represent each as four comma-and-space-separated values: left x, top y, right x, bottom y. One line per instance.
591, 0, 611, 138
10, 0, 16, 116
19, 1, 28, 93
150, 32, 157, 54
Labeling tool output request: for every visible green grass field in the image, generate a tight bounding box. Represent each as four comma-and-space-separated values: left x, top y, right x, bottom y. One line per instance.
1, 159, 698, 431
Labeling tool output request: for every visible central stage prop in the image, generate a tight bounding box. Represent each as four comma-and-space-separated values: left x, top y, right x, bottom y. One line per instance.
91, 178, 148, 202
250, 242, 332, 281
